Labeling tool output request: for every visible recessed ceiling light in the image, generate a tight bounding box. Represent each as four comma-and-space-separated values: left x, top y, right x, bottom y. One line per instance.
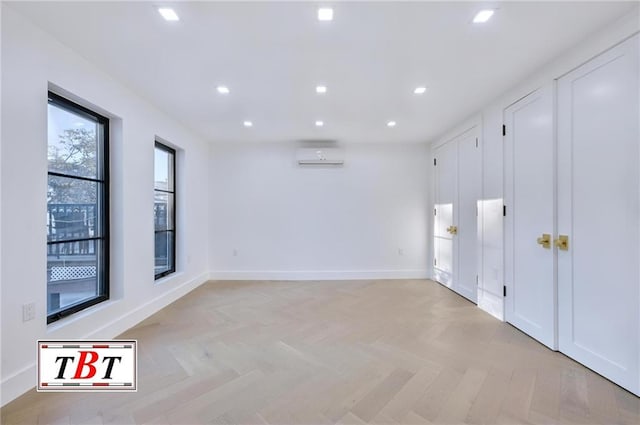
243, 121, 253, 127
318, 8, 333, 21
216, 86, 230, 94
414, 86, 427, 95
315, 120, 324, 127
387, 121, 397, 127
158, 8, 179, 22
316, 85, 327, 94
473, 10, 495, 23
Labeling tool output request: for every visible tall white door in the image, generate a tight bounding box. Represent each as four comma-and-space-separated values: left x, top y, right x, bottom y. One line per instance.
504, 85, 556, 349
433, 128, 480, 303
433, 140, 457, 290
557, 35, 639, 394
457, 132, 481, 302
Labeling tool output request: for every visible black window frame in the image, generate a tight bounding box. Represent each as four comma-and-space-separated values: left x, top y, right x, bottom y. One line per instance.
154, 141, 176, 280
47, 92, 110, 324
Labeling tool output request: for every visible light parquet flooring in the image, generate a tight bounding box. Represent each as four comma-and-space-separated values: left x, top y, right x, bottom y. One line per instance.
2, 279, 639, 425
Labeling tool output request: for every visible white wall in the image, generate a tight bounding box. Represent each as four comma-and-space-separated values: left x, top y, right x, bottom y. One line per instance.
430, 8, 640, 321
208, 142, 430, 280
1, 6, 210, 405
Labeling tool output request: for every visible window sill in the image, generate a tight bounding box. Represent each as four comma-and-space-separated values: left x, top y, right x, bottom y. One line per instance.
46, 298, 121, 333
154, 271, 183, 286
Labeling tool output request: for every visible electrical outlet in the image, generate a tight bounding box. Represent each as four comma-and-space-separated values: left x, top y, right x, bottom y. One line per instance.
22, 303, 35, 322
398, 248, 404, 256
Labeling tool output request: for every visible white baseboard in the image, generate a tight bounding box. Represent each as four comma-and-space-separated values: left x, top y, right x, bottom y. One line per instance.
0, 272, 209, 407
208, 269, 429, 281
0, 365, 35, 408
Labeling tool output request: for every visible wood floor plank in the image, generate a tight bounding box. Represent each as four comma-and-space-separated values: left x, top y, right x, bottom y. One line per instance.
335, 412, 369, 425
527, 366, 562, 422
559, 367, 591, 423
465, 367, 511, 424
584, 369, 621, 424
350, 368, 414, 422
412, 367, 464, 421
131, 369, 239, 423
378, 367, 441, 422
495, 368, 537, 424
324, 363, 397, 423
433, 368, 488, 424
404, 411, 434, 424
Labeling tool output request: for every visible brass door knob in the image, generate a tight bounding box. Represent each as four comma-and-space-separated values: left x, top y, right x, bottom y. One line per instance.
446, 226, 458, 235
555, 235, 569, 251
536, 233, 551, 249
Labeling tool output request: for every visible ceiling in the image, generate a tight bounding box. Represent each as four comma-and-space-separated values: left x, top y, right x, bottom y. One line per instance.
7, 1, 637, 144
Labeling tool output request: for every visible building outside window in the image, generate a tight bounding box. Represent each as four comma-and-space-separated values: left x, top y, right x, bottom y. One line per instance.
154, 142, 176, 279
47, 92, 109, 323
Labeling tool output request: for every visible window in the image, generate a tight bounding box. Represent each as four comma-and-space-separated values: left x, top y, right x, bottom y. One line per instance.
47, 92, 109, 323
154, 142, 176, 279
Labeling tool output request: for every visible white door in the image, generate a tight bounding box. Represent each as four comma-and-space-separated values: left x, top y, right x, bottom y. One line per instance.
457, 131, 481, 303
504, 85, 556, 349
433, 141, 457, 289
433, 128, 480, 302
557, 35, 639, 395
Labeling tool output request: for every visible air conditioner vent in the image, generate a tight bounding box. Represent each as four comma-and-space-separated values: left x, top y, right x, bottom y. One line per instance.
296, 147, 344, 166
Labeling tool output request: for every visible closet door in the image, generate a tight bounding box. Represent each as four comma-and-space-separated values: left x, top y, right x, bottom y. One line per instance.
457, 131, 481, 303
557, 35, 639, 394
433, 128, 480, 302
504, 85, 556, 348
433, 141, 458, 290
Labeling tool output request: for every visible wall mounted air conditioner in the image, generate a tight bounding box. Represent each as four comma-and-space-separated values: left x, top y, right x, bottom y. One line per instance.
296, 147, 344, 166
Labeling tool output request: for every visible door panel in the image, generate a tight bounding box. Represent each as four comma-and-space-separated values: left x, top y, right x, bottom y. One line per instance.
504, 85, 556, 348
457, 133, 481, 302
433, 142, 457, 288
558, 35, 639, 394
